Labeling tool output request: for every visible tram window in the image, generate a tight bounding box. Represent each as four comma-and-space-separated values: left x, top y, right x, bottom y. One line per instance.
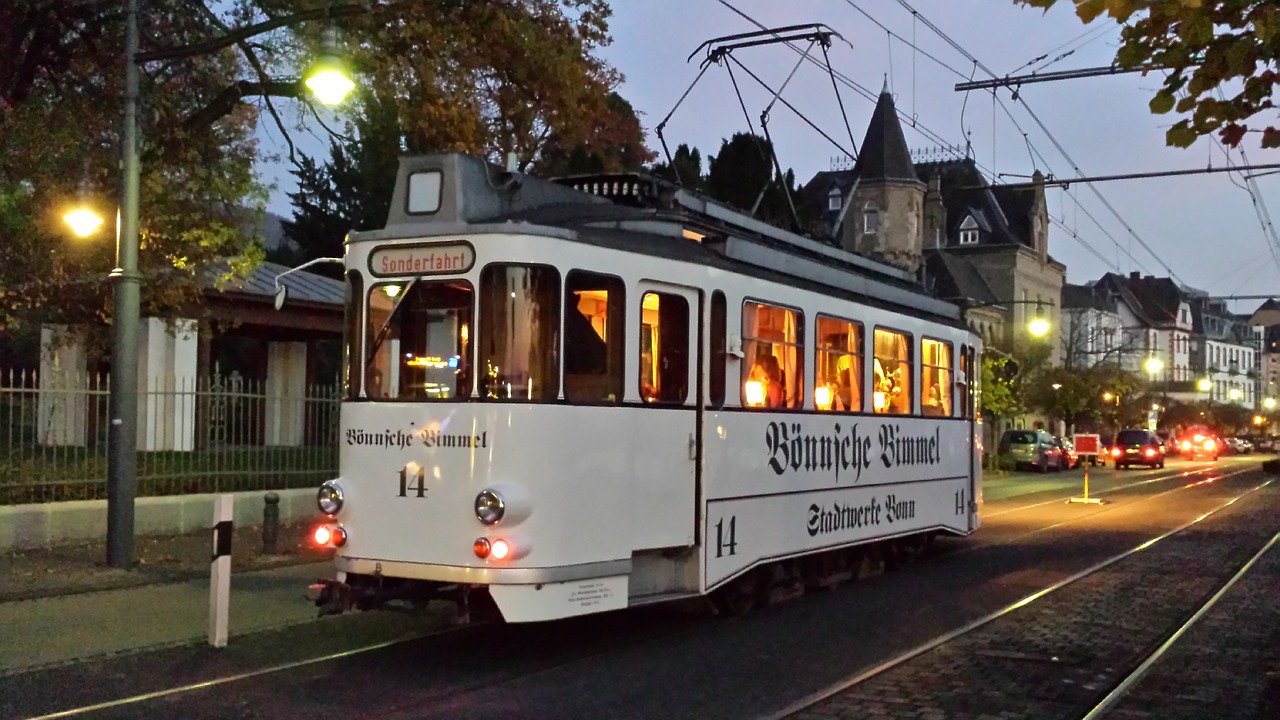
479, 264, 560, 401
815, 316, 862, 412
565, 271, 624, 403
709, 291, 726, 409
365, 280, 473, 401
922, 338, 952, 417
345, 270, 364, 400
742, 301, 804, 410
873, 328, 911, 415
640, 292, 689, 404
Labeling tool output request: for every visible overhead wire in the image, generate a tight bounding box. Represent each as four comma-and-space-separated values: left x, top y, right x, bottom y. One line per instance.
843, 0, 1130, 277
891, 0, 1185, 285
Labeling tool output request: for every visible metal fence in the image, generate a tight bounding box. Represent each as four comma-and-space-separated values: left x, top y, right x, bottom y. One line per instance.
0, 369, 339, 505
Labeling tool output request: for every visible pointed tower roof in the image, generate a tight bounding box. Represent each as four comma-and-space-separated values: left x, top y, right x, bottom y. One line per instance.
852, 87, 919, 184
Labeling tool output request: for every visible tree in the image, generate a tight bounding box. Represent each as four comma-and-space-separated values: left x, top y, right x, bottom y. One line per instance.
537, 93, 653, 177
650, 144, 707, 193
1, 0, 274, 350
1019, 1, 1280, 148
705, 132, 804, 229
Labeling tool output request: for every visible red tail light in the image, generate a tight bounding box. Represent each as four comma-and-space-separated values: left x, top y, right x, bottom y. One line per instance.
313, 525, 332, 546
1181, 440, 1191, 451
1144, 447, 1157, 458
1111, 448, 1122, 458
1205, 439, 1216, 451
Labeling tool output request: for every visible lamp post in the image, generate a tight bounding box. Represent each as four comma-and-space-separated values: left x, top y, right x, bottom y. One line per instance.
96, 2, 353, 568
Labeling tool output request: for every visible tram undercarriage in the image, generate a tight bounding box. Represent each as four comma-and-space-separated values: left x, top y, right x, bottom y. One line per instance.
308, 530, 950, 622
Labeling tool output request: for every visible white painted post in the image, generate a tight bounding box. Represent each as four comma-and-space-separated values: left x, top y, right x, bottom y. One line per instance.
208, 493, 233, 648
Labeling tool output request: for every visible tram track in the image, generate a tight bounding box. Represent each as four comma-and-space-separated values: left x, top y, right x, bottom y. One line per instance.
16, 464, 1273, 720
769, 473, 1278, 720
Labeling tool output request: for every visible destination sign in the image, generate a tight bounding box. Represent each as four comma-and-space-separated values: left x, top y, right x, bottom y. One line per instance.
369, 242, 475, 276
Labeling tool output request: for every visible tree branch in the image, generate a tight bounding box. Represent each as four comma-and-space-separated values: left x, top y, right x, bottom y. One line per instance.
136, 4, 367, 63
183, 79, 301, 131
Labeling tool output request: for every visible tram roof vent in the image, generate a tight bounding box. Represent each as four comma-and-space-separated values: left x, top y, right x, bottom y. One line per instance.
384, 154, 609, 228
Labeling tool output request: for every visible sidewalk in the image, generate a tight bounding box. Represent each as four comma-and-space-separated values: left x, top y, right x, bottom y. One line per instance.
0, 521, 335, 674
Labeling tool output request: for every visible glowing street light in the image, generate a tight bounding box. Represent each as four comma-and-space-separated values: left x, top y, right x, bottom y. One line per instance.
1229, 388, 1243, 401
305, 28, 355, 106
1144, 357, 1164, 376
64, 207, 105, 238
1198, 378, 1212, 393
1027, 304, 1050, 338
1102, 391, 1115, 402
1266, 397, 1277, 410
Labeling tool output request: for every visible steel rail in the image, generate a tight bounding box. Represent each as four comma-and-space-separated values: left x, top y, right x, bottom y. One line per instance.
764, 475, 1275, 720
1081, 527, 1280, 719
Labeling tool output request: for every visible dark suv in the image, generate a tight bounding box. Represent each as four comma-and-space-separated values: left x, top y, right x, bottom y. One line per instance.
1113, 428, 1165, 470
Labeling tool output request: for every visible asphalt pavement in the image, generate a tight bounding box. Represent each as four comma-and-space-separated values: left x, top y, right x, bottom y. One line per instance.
0, 455, 1273, 720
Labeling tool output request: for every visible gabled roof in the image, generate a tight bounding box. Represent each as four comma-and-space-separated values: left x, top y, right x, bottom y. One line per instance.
851, 87, 919, 184
923, 250, 1000, 306
1061, 282, 1118, 313
1251, 298, 1280, 327
914, 158, 1034, 248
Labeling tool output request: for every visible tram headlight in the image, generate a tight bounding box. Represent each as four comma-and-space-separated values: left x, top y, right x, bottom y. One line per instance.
317, 480, 344, 516
475, 489, 505, 525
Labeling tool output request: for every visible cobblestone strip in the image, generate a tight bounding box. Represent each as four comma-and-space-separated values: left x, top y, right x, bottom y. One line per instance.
1097, 533, 1280, 720
786, 484, 1280, 720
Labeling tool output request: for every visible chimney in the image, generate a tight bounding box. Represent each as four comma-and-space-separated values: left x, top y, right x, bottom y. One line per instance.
1130, 271, 1141, 281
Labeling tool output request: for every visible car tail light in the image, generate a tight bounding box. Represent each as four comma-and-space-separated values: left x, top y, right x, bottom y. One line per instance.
1144, 447, 1157, 458
1205, 439, 1216, 451
1111, 448, 1122, 457
1181, 440, 1191, 451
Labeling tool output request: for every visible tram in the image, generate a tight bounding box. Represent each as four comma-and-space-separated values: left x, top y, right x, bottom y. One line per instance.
300, 153, 982, 622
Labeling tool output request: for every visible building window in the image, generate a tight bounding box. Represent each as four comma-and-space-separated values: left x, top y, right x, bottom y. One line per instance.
873, 327, 912, 415
742, 301, 804, 410
958, 215, 979, 245
827, 187, 842, 212
863, 203, 880, 234
815, 315, 863, 412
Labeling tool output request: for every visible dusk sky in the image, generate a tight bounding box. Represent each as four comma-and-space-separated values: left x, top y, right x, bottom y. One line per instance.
260, 0, 1280, 313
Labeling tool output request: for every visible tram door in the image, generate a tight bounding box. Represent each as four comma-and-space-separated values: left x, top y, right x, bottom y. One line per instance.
634, 282, 701, 548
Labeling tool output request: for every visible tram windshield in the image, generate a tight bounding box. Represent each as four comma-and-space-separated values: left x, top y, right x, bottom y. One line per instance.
365, 280, 473, 400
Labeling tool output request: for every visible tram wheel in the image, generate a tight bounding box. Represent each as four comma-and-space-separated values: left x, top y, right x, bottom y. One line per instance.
712, 571, 760, 617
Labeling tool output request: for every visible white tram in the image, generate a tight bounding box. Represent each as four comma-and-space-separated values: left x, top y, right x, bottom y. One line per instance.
305, 154, 982, 623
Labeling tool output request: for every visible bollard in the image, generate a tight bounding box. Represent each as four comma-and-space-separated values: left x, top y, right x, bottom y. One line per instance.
262, 492, 280, 555
209, 493, 234, 648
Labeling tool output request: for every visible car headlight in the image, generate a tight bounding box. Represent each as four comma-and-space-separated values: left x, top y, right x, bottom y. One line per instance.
317, 481, 344, 516
475, 489, 505, 525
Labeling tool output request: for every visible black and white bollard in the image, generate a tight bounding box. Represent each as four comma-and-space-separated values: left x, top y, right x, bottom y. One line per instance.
209, 494, 233, 648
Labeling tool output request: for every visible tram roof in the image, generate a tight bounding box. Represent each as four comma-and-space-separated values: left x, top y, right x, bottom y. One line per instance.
357, 154, 965, 326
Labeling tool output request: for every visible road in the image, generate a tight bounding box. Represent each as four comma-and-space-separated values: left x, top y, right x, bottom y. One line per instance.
2, 455, 1274, 720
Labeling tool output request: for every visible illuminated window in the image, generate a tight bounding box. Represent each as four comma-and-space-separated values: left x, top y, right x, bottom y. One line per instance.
815, 316, 862, 412
873, 328, 912, 415
922, 338, 953, 417
564, 271, 624, 403
478, 264, 560, 401
640, 292, 690, 404
366, 280, 473, 400
957, 345, 972, 418
742, 302, 804, 410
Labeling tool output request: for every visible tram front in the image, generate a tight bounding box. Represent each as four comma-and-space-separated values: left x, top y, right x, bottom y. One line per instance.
305, 156, 641, 623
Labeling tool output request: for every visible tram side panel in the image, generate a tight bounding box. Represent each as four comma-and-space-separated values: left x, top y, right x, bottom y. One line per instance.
701, 413, 974, 591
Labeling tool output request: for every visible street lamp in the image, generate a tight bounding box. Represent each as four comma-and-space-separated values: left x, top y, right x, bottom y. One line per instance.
100, 0, 353, 568
1266, 397, 1276, 410
1229, 388, 1243, 401
1144, 357, 1164, 376
1027, 303, 1050, 338
1198, 377, 1212, 393
64, 208, 106, 238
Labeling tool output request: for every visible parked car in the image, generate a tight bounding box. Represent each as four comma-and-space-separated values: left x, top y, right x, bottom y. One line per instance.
1111, 428, 1165, 469
1000, 429, 1064, 473
1054, 436, 1080, 469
